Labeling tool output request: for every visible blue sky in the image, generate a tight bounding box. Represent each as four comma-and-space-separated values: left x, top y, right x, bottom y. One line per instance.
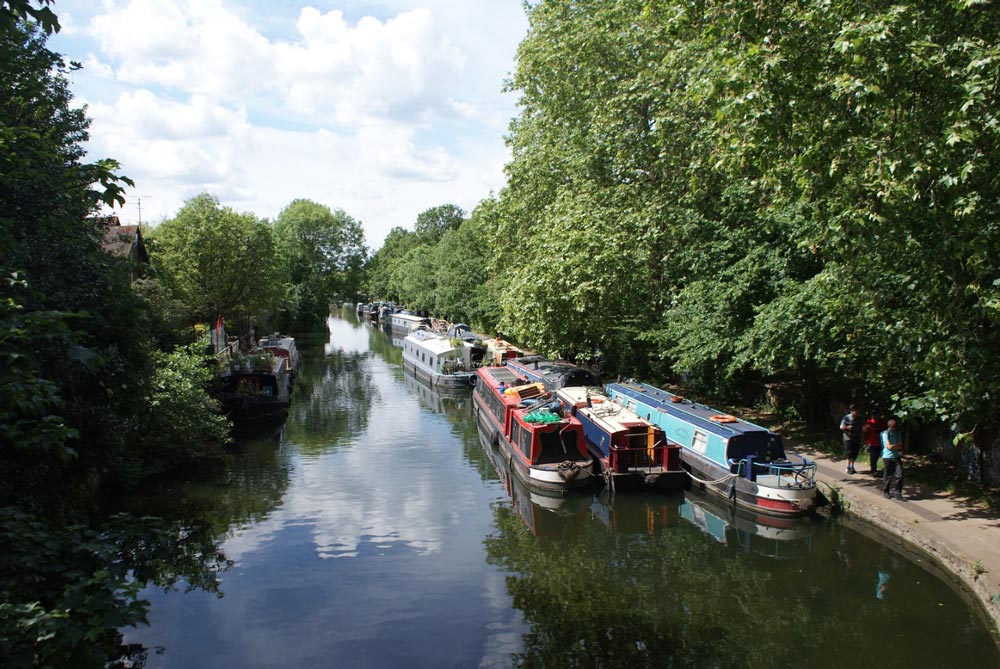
48, 0, 529, 249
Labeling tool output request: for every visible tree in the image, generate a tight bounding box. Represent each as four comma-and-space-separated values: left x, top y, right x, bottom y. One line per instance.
433, 208, 499, 328
363, 226, 419, 302
152, 193, 280, 324
272, 199, 367, 329
414, 203, 465, 244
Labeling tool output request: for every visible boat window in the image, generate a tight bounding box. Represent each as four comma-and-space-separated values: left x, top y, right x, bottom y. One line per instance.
691, 430, 708, 454
518, 424, 532, 459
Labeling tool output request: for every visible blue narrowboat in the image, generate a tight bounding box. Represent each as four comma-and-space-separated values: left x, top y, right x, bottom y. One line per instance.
605, 381, 817, 516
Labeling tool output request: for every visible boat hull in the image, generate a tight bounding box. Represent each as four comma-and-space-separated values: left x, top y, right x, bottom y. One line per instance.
403, 357, 478, 389
682, 450, 816, 516
219, 395, 289, 434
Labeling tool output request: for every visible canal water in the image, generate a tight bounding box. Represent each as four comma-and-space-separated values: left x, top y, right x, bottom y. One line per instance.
124, 311, 999, 668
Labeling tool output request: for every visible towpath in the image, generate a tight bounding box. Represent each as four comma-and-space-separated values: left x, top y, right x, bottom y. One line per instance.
792, 443, 1000, 633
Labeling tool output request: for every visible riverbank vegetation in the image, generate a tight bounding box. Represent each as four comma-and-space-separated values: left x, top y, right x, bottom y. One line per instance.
364, 0, 1000, 488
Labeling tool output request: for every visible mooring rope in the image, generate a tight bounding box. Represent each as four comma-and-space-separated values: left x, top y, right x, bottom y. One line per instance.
686, 471, 739, 486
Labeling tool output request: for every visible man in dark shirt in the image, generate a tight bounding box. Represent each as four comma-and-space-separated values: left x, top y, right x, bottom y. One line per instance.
839, 404, 863, 474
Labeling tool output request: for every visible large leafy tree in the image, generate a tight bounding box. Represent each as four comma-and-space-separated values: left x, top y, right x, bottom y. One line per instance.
272, 198, 367, 329
496, 0, 1000, 479
153, 193, 280, 324
414, 203, 465, 244
433, 204, 500, 328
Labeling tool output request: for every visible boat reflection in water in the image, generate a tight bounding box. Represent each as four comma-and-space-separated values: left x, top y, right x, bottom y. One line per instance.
402, 367, 473, 415
589, 493, 680, 534
679, 489, 815, 559
476, 419, 591, 537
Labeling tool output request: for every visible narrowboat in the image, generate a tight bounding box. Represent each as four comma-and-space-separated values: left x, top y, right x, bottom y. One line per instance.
504, 355, 600, 390
216, 348, 292, 432
555, 386, 687, 492
388, 312, 432, 337
473, 366, 598, 494
604, 381, 817, 516
447, 322, 481, 342
378, 302, 397, 323
401, 329, 485, 388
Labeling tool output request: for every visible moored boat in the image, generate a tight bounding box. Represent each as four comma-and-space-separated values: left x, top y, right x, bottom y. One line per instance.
216, 347, 292, 432
477, 416, 592, 537
401, 329, 485, 388
388, 312, 432, 337
482, 337, 528, 366
473, 366, 598, 494
605, 381, 817, 516
555, 386, 687, 492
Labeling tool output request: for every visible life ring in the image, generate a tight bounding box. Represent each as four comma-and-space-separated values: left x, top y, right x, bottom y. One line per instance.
468, 374, 477, 387
709, 414, 738, 423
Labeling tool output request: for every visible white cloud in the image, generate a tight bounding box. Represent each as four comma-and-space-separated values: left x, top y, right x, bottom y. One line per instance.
50, 0, 528, 248
86, 91, 250, 183
89, 0, 275, 99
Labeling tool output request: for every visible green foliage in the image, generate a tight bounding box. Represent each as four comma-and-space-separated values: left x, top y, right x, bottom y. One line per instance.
432, 208, 500, 328
0, 1, 59, 35
414, 203, 465, 243
0, 274, 79, 463
272, 198, 367, 329
362, 226, 419, 301
125, 339, 231, 483
153, 193, 280, 323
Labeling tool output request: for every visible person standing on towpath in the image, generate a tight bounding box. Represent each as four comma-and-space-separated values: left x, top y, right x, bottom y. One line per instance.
881, 418, 905, 500
839, 404, 863, 474
863, 414, 887, 477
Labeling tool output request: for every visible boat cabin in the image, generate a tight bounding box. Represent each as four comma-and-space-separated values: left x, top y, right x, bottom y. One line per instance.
403, 329, 485, 377
389, 312, 433, 335
505, 356, 600, 391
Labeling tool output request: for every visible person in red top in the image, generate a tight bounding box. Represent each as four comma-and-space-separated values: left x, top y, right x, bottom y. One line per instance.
862, 415, 887, 476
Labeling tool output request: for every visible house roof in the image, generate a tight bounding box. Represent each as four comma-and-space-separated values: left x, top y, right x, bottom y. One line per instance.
101, 224, 138, 254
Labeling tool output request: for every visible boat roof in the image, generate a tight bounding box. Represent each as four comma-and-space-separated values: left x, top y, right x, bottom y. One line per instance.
392, 313, 430, 323
607, 380, 773, 437
556, 387, 659, 433
479, 366, 524, 385
404, 330, 457, 355
506, 356, 601, 390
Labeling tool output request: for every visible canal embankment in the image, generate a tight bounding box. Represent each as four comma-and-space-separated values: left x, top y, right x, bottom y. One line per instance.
795, 443, 1000, 635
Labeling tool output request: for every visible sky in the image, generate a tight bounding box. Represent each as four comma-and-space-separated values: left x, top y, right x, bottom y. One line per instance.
48, 0, 529, 250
